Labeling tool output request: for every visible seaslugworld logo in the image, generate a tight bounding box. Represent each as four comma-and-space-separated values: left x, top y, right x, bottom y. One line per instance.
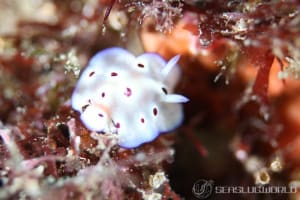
192, 179, 214, 199
192, 179, 297, 199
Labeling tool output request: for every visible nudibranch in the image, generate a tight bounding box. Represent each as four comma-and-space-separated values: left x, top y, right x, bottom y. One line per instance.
71, 47, 189, 148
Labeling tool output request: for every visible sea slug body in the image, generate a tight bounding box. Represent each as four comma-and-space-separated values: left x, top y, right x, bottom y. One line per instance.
71, 47, 189, 148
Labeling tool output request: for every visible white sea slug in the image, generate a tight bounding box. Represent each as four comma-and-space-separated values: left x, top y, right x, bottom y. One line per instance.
71, 47, 189, 148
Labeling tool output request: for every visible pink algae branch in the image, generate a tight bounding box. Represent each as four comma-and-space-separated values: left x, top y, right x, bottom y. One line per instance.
103, 0, 116, 24
251, 50, 275, 105
0, 128, 62, 171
